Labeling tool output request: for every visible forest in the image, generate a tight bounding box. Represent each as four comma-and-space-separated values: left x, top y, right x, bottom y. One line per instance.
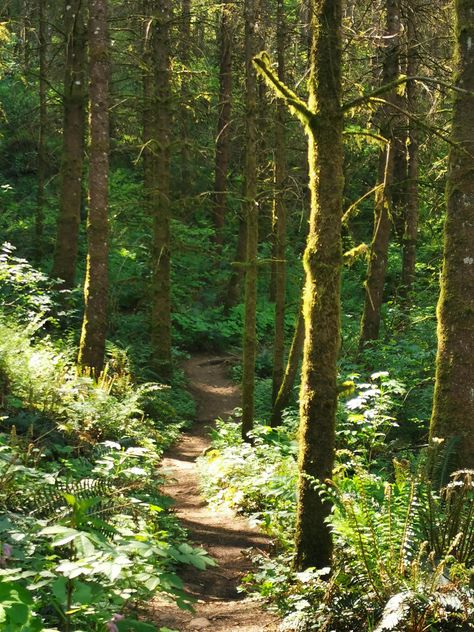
0, 0, 473, 630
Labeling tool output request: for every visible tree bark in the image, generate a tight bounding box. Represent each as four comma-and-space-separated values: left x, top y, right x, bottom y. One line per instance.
78, 0, 110, 375
150, 0, 173, 381
401, 2, 420, 295
430, 0, 474, 470
271, 0, 288, 406
51, 0, 86, 287
241, 0, 260, 441
35, 0, 47, 262
359, 0, 401, 346
293, 0, 344, 571
213, 0, 233, 245
179, 0, 191, 192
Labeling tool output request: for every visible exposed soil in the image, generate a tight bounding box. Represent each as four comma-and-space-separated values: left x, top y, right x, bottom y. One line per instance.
149, 354, 279, 631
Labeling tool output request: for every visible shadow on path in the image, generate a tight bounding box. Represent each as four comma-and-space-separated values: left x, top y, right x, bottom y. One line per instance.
149, 354, 278, 631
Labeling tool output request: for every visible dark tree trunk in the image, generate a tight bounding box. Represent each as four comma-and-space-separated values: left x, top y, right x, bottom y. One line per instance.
213, 0, 233, 245
179, 0, 191, 192
271, 0, 288, 406
51, 0, 86, 287
78, 0, 110, 375
150, 0, 173, 381
401, 2, 420, 295
35, 0, 47, 261
430, 0, 474, 470
241, 0, 260, 441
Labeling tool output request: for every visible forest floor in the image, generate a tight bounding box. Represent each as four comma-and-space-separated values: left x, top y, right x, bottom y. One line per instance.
149, 354, 279, 632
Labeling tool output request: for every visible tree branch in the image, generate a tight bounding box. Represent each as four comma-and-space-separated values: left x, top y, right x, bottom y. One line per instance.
252, 51, 314, 126
342, 75, 474, 112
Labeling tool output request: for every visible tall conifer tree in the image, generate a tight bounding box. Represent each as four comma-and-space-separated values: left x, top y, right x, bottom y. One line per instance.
78, 0, 110, 374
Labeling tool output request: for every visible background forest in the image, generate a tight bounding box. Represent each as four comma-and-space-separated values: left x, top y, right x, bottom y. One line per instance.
0, 0, 473, 631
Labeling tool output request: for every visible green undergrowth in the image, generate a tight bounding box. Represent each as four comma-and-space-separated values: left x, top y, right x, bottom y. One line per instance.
199, 379, 474, 631
0, 248, 215, 631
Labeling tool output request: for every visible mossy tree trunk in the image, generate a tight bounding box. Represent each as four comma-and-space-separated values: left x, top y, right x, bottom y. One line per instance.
254, 0, 344, 569
294, 0, 344, 571
78, 0, 110, 375
430, 0, 474, 470
51, 0, 86, 287
359, 0, 401, 346
241, 0, 260, 441
35, 0, 47, 262
271, 0, 288, 406
150, 0, 172, 381
213, 0, 233, 245
401, 2, 420, 295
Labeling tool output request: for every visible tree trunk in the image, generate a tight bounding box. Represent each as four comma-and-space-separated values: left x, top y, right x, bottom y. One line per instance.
359, 0, 401, 346
401, 3, 419, 295
142, 0, 153, 221
271, 305, 304, 427
241, 0, 260, 441
179, 0, 191, 192
271, 0, 288, 406
213, 0, 233, 245
430, 1, 474, 470
78, 0, 110, 375
51, 0, 86, 287
150, 0, 173, 381
294, 0, 344, 571
35, 0, 47, 262
224, 216, 246, 310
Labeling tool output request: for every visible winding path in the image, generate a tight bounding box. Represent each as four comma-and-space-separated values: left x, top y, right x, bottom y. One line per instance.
150, 354, 278, 631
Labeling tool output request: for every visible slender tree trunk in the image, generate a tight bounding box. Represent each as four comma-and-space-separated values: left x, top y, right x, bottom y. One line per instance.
213, 0, 233, 245
359, 0, 401, 346
271, 0, 288, 405
294, 0, 344, 571
150, 0, 172, 381
401, 3, 419, 294
78, 0, 110, 375
241, 0, 260, 441
271, 305, 304, 427
430, 1, 474, 470
35, 0, 47, 261
142, 0, 153, 221
224, 216, 246, 310
179, 0, 191, 191
51, 0, 86, 287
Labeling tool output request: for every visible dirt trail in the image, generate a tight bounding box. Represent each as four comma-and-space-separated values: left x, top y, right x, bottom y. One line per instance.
150, 354, 278, 632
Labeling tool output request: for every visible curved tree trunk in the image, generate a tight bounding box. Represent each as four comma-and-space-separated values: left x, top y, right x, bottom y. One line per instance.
51, 0, 86, 287
359, 0, 401, 346
78, 0, 110, 375
430, 1, 474, 470
271, 305, 304, 427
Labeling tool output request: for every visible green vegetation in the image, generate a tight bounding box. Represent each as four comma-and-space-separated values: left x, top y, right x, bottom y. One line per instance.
1, 0, 474, 630
0, 249, 214, 631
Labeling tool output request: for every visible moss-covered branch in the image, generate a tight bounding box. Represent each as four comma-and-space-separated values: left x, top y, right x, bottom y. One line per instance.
343, 75, 474, 113
253, 51, 314, 126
